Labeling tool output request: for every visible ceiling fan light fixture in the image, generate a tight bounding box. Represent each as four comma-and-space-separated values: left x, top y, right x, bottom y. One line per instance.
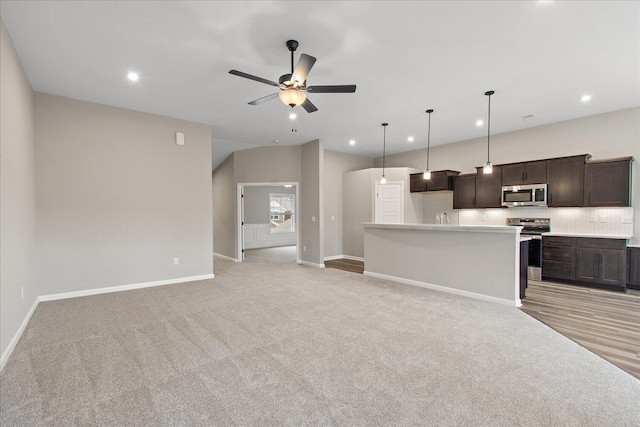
278, 88, 306, 108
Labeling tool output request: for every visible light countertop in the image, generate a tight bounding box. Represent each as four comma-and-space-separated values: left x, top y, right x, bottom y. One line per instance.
362, 223, 522, 234
542, 232, 632, 240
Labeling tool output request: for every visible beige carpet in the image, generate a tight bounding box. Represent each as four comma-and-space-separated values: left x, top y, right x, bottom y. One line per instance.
2, 247, 639, 426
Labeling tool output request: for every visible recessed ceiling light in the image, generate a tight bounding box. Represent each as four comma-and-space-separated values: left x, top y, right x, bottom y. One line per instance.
475, 120, 484, 126
580, 95, 592, 102
289, 113, 297, 119
273, 140, 280, 144
349, 140, 356, 146
407, 136, 414, 142
127, 72, 139, 81
522, 114, 537, 120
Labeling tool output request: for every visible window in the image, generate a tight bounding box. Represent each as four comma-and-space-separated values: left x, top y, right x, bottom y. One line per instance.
269, 193, 295, 233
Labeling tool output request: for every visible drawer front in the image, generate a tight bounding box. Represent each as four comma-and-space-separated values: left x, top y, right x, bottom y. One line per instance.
542, 260, 575, 280
543, 236, 576, 247
577, 238, 626, 250
543, 246, 575, 263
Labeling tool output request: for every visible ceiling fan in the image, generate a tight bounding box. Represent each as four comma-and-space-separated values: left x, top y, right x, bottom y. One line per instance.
229, 40, 356, 113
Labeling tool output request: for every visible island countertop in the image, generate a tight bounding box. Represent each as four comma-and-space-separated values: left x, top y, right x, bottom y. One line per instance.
362, 222, 522, 234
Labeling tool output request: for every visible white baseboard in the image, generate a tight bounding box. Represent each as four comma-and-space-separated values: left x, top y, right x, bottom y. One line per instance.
39, 274, 215, 302
363, 271, 519, 307
298, 260, 325, 268
1, 297, 39, 371
213, 252, 240, 262
323, 255, 365, 262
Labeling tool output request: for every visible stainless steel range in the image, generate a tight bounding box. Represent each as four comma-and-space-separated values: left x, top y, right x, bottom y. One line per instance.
507, 218, 550, 281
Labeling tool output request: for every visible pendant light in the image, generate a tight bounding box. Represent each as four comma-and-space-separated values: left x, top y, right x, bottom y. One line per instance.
423, 109, 434, 180
483, 90, 495, 174
380, 123, 388, 184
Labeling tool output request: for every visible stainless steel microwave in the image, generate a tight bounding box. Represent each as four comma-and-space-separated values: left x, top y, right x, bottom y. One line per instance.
501, 184, 547, 207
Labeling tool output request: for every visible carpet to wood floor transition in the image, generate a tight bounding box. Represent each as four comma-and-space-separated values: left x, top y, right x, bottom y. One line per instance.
327, 257, 640, 380
1, 249, 638, 425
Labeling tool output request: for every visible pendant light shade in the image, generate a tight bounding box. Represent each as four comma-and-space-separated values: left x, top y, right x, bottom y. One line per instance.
423, 109, 434, 180
380, 123, 388, 184
483, 90, 495, 174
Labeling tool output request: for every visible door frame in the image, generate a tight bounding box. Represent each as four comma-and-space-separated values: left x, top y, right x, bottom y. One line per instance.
236, 182, 300, 263
374, 180, 404, 224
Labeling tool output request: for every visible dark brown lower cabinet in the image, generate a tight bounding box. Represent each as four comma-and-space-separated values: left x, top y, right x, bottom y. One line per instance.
543, 236, 627, 290
542, 237, 576, 281
520, 240, 528, 299
628, 247, 640, 290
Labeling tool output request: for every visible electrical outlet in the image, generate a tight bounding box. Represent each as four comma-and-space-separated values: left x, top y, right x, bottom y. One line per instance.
303, 246, 307, 252
590, 215, 597, 223
174, 258, 179, 265
436, 215, 440, 222
312, 216, 316, 222
599, 215, 606, 223
21, 287, 24, 300
622, 216, 632, 224
331, 215, 335, 221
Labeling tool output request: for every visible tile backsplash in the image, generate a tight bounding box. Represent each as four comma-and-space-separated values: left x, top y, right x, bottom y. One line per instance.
458, 207, 634, 237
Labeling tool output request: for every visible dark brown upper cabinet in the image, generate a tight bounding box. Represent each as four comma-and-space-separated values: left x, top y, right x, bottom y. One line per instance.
501, 160, 547, 186
475, 165, 503, 208
409, 170, 460, 193
409, 173, 428, 193
547, 155, 589, 207
584, 157, 633, 207
453, 174, 476, 209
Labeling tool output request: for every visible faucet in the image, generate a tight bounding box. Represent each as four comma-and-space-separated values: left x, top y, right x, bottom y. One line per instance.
440, 212, 449, 225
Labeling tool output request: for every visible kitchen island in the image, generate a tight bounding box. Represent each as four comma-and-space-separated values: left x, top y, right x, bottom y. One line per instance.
362, 223, 524, 307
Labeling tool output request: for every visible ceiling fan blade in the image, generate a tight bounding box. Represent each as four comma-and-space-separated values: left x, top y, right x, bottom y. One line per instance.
301, 98, 318, 113
229, 70, 280, 87
248, 93, 279, 105
307, 85, 356, 93
291, 54, 316, 85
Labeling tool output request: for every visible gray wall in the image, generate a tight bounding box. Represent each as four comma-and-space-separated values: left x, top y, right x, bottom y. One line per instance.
342, 167, 423, 258
243, 185, 296, 224
375, 108, 640, 244
323, 150, 374, 258
0, 19, 37, 360
343, 169, 374, 258
35, 93, 213, 295
212, 154, 235, 258
234, 146, 302, 184
301, 140, 324, 265
212, 145, 303, 259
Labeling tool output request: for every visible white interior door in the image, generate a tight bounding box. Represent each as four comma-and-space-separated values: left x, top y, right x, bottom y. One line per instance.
375, 182, 403, 223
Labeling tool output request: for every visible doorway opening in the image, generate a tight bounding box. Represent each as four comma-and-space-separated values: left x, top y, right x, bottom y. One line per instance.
237, 182, 300, 263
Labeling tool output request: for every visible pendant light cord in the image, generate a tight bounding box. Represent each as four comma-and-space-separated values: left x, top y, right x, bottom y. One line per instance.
382, 124, 387, 176
426, 110, 432, 169
486, 91, 492, 163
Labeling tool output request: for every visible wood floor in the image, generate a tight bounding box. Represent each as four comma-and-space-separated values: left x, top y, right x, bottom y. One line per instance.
324, 258, 640, 380
521, 280, 640, 380
324, 258, 364, 274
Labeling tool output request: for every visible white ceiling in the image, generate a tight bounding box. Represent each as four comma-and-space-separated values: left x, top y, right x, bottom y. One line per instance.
2, 1, 638, 170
